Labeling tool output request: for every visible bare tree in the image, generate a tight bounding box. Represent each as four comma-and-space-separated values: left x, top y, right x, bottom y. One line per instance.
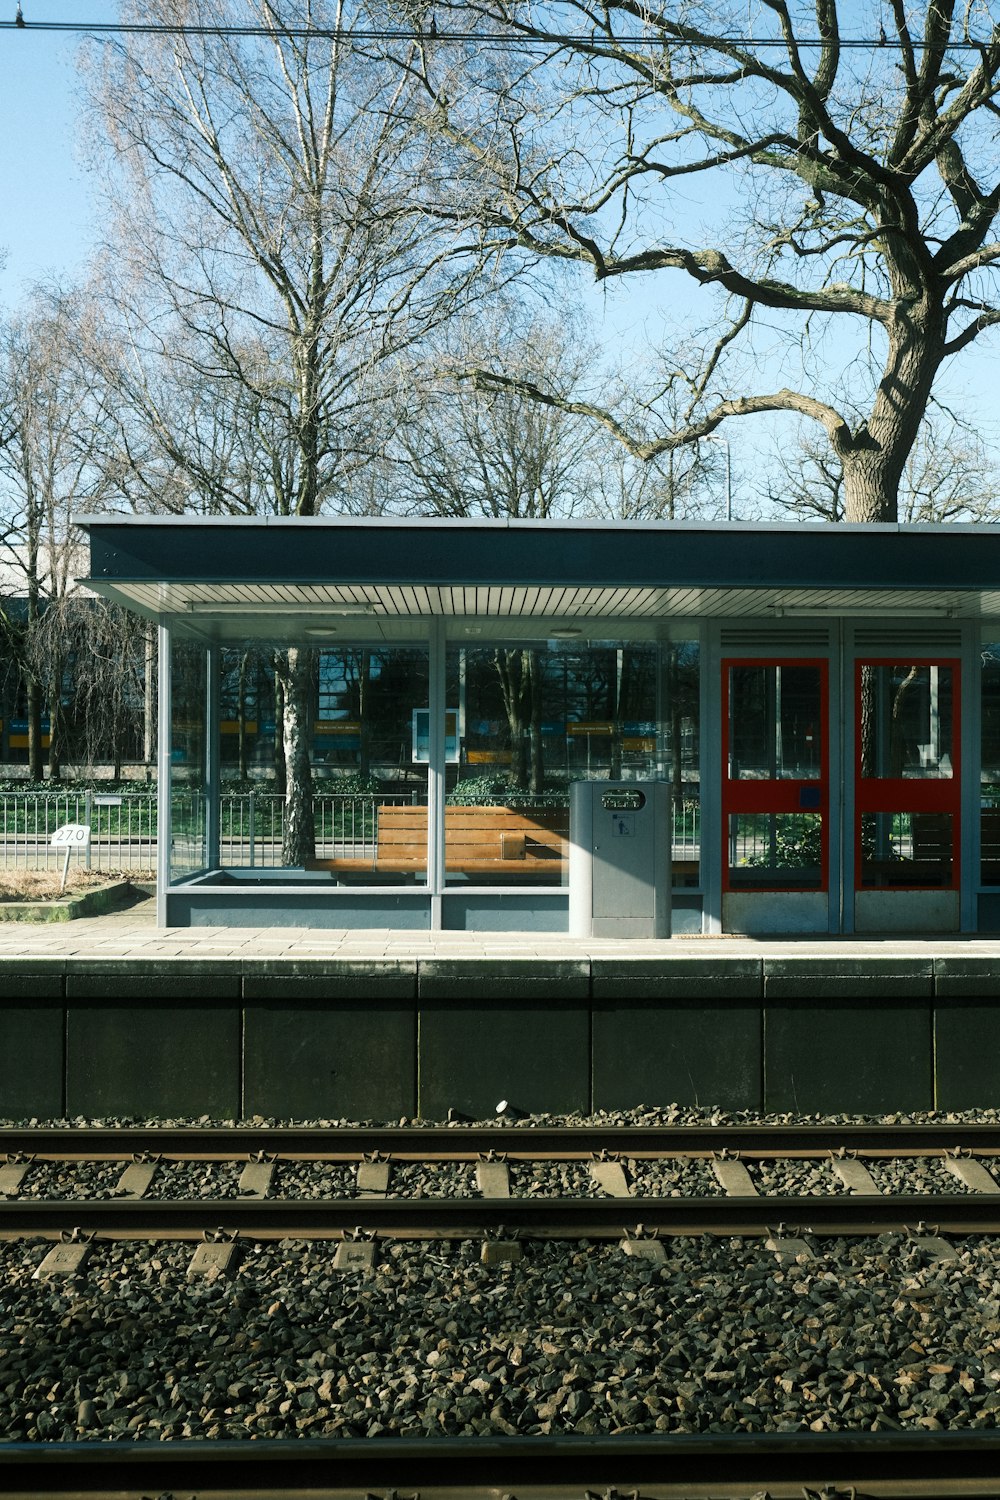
387, 309, 601, 519
762, 409, 1000, 523
0, 289, 110, 780
419, 0, 1000, 522
85, 0, 491, 861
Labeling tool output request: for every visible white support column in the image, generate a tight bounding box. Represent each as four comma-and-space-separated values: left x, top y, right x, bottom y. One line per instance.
828, 619, 844, 934
701, 622, 722, 935
205, 644, 221, 872
962, 621, 979, 933
156, 620, 171, 928
427, 618, 446, 930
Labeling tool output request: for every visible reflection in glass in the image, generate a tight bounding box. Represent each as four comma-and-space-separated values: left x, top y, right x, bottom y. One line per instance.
170, 642, 207, 882
443, 641, 660, 887
981, 646, 1000, 884
727, 813, 823, 889
207, 643, 430, 883
728, 665, 822, 780
664, 642, 700, 888
860, 812, 953, 888
859, 664, 954, 778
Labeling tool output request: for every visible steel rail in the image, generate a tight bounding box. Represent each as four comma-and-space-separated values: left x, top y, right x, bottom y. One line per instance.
2, 1432, 1000, 1499
3, 1122, 1000, 1161
3, 1192, 1000, 1239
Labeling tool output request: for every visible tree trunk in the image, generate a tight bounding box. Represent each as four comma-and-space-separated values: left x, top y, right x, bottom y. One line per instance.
276, 647, 315, 865
47, 657, 63, 781
143, 627, 156, 777
359, 649, 371, 780
237, 650, 249, 781
495, 649, 529, 790
26, 677, 43, 782
841, 299, 946, 524
272, 670, 287, 798
527, 649, 544, 795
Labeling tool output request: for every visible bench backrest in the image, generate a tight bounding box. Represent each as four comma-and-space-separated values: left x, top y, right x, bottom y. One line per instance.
376, 804, 569, 863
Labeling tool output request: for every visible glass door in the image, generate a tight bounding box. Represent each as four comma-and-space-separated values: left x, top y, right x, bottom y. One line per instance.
721, 660, 829, 930
853, 659, 960, 930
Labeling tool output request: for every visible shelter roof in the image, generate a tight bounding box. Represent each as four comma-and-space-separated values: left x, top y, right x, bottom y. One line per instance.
75, 515, 1000, 642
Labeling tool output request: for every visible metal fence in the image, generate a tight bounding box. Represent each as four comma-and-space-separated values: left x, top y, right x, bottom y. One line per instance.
0, 791, 157, 872
0, 789, 702, 873
0, 790, 418, 872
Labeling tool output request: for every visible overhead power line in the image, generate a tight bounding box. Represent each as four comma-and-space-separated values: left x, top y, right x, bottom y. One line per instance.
1, 16, 999, 48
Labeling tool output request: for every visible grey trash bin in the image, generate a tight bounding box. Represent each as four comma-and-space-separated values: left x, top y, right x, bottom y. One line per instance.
568, 781, 671, 939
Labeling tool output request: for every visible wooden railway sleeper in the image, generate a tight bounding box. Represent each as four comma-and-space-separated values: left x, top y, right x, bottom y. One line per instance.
765, 1221, 814, 1264
34, 1226, 94, 1281
620, 1224, 666, 1263
335, 1224, 378, 1272
239, 1150, 277, 1198
829, 1150, 881, 1196
906, 1220, 958, 1262
0, 1152, 33, 1196
591, 1150, 631, 1198
712, 1148, 758, 1197
358, 1150, 392, 1197
482, 1222, 521, 1265
944, 1147, 1000, 1193
115, 1152, 161, 1198
477, 1149, 510, 1198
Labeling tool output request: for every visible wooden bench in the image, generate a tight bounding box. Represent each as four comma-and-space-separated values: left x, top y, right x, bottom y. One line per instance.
863, 812, 953, 888
306, 804, 569, 880
982, 811, 1000, 884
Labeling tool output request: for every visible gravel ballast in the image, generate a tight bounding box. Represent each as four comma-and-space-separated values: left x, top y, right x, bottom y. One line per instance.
3, 1104, 1000, 1442
2, 1233, 1000, 1441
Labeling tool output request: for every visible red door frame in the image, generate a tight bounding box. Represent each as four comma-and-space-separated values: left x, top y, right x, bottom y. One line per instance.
853, 658, 961, 890
721, 658, 829, 893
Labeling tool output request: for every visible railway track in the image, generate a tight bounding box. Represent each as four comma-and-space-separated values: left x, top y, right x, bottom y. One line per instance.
6, 1121, 1000, 1495
4, 1123, 1000, 1247
3, 1431, 1000, 1499
4, 1121, 1000, 1158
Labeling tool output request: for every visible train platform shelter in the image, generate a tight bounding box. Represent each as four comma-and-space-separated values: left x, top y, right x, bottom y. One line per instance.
77, 514, 1000, 940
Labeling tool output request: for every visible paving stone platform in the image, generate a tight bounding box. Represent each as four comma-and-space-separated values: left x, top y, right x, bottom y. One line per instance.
1, 895, 999, 996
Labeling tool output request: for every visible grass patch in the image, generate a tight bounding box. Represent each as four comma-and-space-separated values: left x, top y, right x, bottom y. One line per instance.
0, 869, 154, 903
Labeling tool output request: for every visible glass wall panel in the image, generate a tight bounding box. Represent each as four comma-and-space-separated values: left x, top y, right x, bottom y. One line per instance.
663, 641, 700, 887
859, 664, 954, 778
213, 642, 428, 882
859, 812, 953, 888
170, 641, 207, 882
444, 640, 659, 887
727, 812, 823, 889
982, 644, 1000, 884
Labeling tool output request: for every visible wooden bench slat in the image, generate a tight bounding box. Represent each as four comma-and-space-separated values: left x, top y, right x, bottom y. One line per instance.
307, 803, 570, 879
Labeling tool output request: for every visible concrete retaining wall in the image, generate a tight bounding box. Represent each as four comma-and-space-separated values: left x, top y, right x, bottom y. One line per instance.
2, 954, 999, 1119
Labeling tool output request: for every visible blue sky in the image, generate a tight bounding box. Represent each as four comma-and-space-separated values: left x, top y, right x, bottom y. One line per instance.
3, 3, 1000, 518
0, 3, 115, 305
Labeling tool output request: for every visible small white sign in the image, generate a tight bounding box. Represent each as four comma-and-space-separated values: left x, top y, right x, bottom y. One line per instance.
50, 823, 91, 892
50, 823, 91, 847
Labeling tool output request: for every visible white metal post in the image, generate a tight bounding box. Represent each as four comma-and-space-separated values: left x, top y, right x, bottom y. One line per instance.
156, 621, 172, 927
962, 621, 979, 933
427, 618, 446, 929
